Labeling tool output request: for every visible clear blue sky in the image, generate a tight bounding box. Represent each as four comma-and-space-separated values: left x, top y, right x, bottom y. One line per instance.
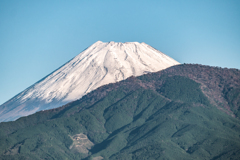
0, 0, 240, 105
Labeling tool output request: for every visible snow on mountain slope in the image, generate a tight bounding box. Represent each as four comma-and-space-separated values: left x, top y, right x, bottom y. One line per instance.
0, 41, 180, 122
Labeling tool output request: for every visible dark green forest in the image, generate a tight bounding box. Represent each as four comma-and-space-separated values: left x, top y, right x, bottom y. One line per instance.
0, 64, 240, 160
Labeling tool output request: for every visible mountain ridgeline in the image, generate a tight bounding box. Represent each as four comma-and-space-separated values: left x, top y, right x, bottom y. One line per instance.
0, 64, 240, 160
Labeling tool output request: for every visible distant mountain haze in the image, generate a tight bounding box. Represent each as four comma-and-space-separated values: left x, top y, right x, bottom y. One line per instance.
0, 41, 180, 122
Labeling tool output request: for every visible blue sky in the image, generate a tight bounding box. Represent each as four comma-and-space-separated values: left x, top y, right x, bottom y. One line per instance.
0, 0, 240, 105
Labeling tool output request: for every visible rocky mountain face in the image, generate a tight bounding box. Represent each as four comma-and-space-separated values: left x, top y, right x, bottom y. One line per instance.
0, 41, 180, 122
0, 64, 240, 160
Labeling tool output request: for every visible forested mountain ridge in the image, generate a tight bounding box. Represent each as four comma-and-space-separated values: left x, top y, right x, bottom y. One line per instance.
0, 64, 240, 160
140, 64, 240, 118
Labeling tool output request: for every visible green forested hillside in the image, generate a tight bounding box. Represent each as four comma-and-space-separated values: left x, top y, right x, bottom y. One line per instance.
0, 64, 240, 160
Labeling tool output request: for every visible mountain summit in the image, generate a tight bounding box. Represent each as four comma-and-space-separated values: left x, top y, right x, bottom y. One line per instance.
0, 41, 180, 122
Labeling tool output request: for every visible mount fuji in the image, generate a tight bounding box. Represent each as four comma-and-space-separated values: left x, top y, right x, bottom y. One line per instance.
0, 41, 180, 122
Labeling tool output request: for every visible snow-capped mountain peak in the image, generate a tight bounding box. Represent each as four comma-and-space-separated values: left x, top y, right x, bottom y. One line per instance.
0, 41, 180, 122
